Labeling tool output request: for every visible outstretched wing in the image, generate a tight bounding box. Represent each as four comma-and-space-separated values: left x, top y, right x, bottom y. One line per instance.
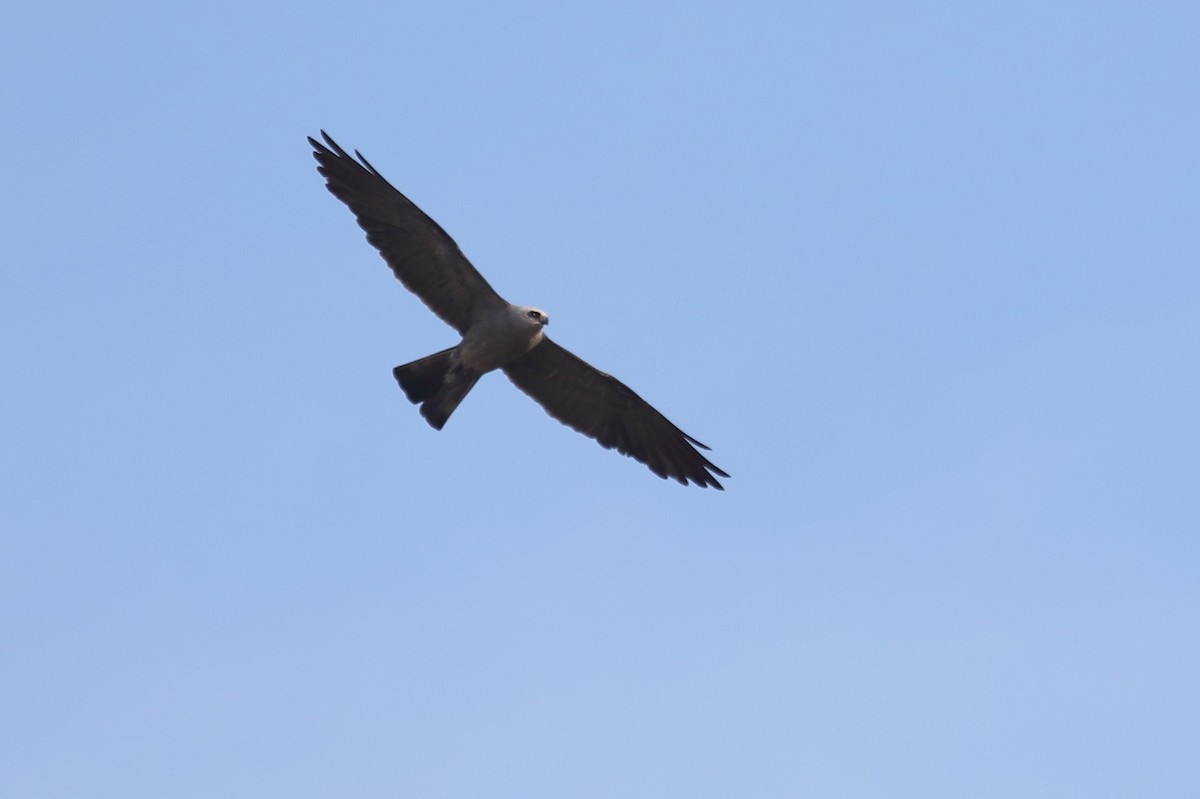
504, 338, 728, 489
309, 131, 507, 334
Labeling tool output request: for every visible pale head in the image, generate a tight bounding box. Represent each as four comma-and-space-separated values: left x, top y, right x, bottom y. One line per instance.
519, 306, 549, 328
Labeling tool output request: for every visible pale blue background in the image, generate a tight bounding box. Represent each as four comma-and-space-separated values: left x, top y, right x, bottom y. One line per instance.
2, 2, 1197, 796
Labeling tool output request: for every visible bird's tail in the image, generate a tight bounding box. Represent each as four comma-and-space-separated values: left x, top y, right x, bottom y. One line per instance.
393, 348, 479, 431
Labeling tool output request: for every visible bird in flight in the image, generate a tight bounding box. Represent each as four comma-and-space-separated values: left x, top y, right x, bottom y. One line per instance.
309, 132, 727, 489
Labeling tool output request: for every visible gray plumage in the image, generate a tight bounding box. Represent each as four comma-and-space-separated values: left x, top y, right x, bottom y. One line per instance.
310, 131, 727, 489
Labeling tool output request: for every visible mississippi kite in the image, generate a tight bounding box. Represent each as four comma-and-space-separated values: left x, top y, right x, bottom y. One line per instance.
309, 132, 727, 489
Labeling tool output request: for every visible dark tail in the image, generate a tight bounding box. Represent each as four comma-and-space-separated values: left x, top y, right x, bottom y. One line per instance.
393, 348, 479, 430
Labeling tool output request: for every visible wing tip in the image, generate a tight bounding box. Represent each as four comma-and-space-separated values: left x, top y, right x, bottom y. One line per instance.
658, 450, 727, 489
687, 466, 728, 490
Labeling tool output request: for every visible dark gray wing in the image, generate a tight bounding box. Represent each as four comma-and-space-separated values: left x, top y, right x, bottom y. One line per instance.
504, 338, 728, 489
309, 132, 506, 334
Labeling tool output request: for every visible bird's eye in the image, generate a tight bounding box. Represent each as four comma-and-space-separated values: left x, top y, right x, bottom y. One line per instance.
527, 310, 540, 320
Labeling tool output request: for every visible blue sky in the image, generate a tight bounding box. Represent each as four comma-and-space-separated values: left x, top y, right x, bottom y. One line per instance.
2, 1, 1198, 796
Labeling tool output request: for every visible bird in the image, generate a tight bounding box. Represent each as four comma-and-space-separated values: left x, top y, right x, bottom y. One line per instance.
309, 131, 728, 489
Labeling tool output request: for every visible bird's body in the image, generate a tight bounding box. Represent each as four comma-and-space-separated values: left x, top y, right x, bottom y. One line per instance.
457, 304, 548, 372
310, 132, 727, 488
394, 304, 547, 429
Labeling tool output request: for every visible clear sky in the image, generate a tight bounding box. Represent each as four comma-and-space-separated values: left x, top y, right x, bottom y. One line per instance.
2, 2, 1197, 796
